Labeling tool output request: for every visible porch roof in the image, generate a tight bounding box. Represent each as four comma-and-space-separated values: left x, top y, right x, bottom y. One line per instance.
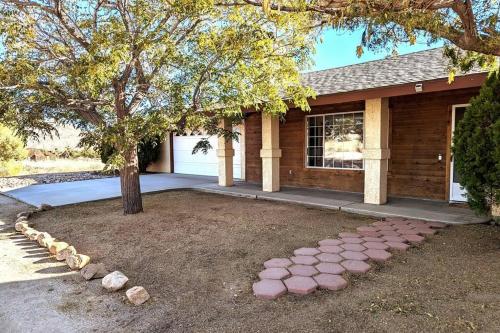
301, 47, 488, 97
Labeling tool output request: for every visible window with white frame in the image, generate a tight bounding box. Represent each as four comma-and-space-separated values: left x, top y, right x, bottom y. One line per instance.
306, 111, 364, 169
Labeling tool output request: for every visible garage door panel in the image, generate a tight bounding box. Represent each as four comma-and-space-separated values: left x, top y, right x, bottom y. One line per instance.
173, 135, 241, 178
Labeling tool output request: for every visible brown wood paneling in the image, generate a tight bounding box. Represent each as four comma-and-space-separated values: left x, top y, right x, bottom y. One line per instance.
244, 112, 262, 183
245, 88, 480, 200
280, 102, 365, 192
245, 101, 365, 192
388, 88, 479, 200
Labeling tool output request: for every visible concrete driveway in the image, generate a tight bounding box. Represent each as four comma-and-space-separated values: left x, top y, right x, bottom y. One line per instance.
3, 173, 216, 208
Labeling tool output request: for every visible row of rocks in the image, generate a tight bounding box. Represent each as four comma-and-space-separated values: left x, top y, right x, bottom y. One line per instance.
13, 208, 150, 306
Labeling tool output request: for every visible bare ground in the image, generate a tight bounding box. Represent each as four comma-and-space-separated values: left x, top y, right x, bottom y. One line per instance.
1, 190, 500, 333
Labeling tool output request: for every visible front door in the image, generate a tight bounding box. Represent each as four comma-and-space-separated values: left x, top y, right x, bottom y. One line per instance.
450, 105, 468, 202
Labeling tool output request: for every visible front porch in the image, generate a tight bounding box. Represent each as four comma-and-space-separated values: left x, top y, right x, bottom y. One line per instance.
195, 181, 488, 224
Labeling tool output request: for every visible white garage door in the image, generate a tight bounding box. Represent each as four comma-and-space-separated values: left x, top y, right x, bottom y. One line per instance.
173, 133, 241, 178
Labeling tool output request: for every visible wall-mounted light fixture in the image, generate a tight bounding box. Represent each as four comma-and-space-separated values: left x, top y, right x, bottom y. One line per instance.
415, 83, 423, 93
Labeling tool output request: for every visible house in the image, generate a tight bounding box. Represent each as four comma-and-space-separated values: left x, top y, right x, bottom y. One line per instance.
148, 48, 488, 204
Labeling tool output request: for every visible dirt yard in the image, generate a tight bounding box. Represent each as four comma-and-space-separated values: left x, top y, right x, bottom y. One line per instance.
3, 190, 500, 332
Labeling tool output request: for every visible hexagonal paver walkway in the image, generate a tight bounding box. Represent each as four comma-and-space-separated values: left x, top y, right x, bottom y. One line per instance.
252, 217, 448, 299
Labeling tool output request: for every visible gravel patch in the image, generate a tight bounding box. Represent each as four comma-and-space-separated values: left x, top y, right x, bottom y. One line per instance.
0, 171, 112, 192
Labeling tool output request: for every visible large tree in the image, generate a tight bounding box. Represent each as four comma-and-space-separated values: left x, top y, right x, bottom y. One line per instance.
0, 0, 315, 214
221, 0, 499, 71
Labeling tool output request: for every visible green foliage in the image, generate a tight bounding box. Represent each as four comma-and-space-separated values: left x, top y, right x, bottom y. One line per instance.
0, 124, 27, 162
0, 0, 317, 169
99, 137, 161, 173
0, 124, 27, 176
137, 137, 162, 173
452, 70, 500, 216
0, 160, 23, 177
240, 0, 500, 76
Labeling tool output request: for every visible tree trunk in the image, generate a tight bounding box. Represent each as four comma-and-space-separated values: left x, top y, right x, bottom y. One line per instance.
120, 145, 143, 214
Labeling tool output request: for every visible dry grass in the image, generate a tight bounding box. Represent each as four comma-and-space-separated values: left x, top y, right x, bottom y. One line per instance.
20, 158, 104, 175
27, 190, 500, 333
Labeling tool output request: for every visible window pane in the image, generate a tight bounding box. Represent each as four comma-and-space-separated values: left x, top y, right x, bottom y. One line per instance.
325, 115, 333, 126
352, 160, 363, 169
306, 116, 324, 167
307, 113, 363, 169
342, 160, 353, 169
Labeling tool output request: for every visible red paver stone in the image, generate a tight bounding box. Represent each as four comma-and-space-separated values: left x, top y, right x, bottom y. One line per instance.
382, 235, 407, 243
318, 239, 344, 246
284, 276, 318, 295
402, 234, 425, 244
362, 236, 385, 243
315, 262, 346, 274
341, 237, 364, 244
414, 228, 437, 235
397, 228, 419, 235
358, 230, 381, 237
378, 225, 395, 231
294, 247, 321, 256
407, 221, 428, 228
356, 226, 379, 232
253, 279, 287, 300
318, 245, 343, 254
364, 249, 392, 262
363, 241, 389, 250
258, 267, 291, 280
340, 250, 368, 261
341, 243, 366, 252
338, 232, 361, 238
316, 253, 343, 263
379, 230, 400, 236
395, 224, 415, 230
341, 260, 371, 273
264, 258, 293, 268
290, 255, 319, 265
288, 264, 318, 277
314, 274, 348, 291
390, 220, 409, 226
385, 241, 410, 251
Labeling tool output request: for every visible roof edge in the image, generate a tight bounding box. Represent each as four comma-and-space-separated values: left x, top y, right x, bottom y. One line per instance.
307, 72, 487, 107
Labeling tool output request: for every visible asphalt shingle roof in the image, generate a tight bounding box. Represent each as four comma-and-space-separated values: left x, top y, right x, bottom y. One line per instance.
301, 47, 487, 96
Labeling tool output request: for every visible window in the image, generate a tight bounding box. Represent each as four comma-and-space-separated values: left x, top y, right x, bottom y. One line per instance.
306, 112, 364, 169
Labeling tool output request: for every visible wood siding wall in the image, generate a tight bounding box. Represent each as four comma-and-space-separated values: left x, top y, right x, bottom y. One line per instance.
245, 88, 479, 200
388, 88, 478, 200
245, 112, 262, 183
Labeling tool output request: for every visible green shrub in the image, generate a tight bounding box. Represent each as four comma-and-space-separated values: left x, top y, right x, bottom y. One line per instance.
137, 137, 161, 173
0, 124, 27, 176
99, 136, 161, 173
0, 160, 23, 177
452, 70, 500, 216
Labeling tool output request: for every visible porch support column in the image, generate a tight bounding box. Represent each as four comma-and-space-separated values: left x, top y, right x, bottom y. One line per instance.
260, 113, 281, 192
217, 118, 234, 187
363, 98, 390, 204
145, 133, 172, 173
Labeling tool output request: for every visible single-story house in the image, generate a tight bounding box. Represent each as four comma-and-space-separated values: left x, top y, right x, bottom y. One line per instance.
147, 47, 488, 204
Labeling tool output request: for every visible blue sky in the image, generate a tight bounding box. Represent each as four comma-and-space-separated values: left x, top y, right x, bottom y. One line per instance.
310, 28, 444, 72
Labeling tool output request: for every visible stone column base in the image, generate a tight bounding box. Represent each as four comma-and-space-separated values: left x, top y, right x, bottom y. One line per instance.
217, 148, 234, 187
260, 149, 281, 192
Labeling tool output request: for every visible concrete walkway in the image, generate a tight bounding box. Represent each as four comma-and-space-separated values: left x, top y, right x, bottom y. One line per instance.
195, 182, 489, 224
3, 173, 488, 224
3, 173, 216, 207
